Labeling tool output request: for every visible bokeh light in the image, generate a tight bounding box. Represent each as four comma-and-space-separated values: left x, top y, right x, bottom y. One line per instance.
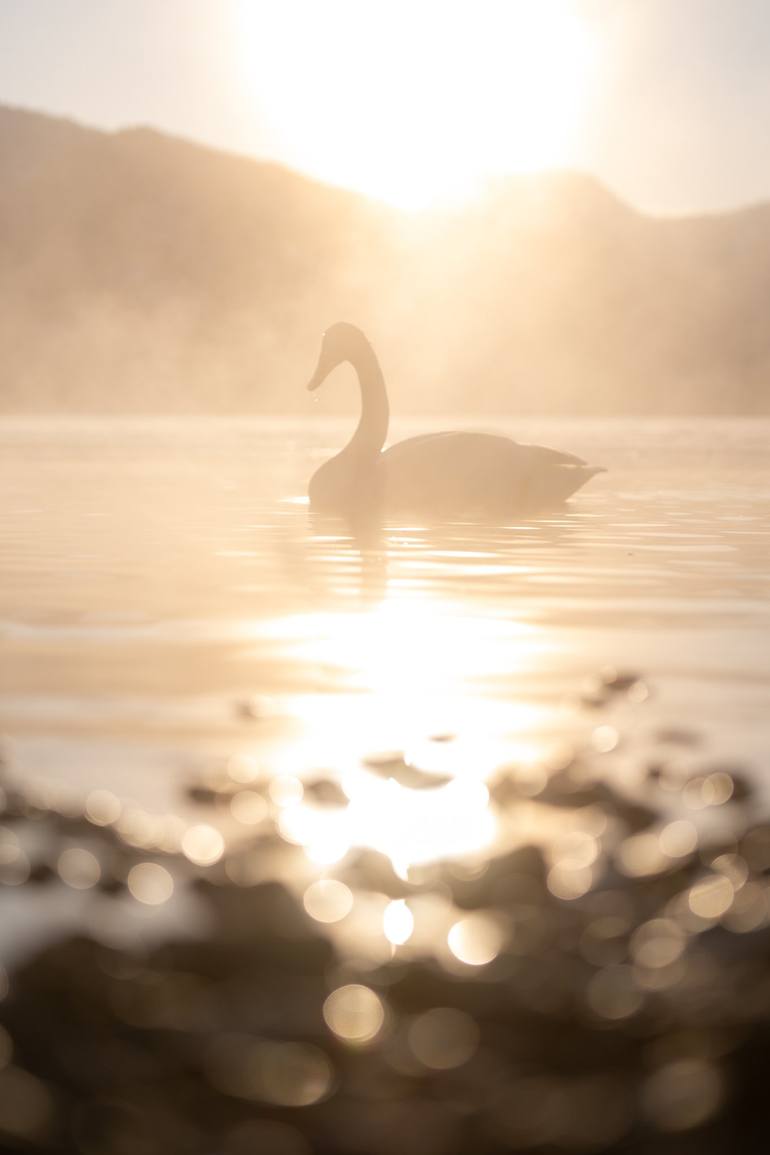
447, 914, 503, 966
587, 965, 643, 1021
642, 1059, 724, 1131
383, 899, 414, 946
323, 984, 385, 1044
230, 789, 269, 825
659, 820, 698, 858
57, 847, 101, 890
688, 874, 735, 921
181, 823, 225, 866
84, 789, 122, 826
208, 1035, 332, 1106
0, 828, 30, 886
408, 1008, 480, 1069
303, 879, 353, 924
127, 862, 174, 905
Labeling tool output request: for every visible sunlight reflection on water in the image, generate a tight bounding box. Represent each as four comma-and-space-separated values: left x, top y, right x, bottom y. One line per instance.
229, 595, 563, 872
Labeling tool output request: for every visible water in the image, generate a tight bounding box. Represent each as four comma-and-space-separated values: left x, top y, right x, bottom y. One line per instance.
1, 416, 770, 1148
1, 413, 768, 900
1, 414, 767, 778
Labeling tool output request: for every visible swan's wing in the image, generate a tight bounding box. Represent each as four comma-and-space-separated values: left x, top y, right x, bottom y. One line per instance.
380, 431, 598, 513
382, 432, 587, 468
516, 442, 587, 467
381, 431, 465, 459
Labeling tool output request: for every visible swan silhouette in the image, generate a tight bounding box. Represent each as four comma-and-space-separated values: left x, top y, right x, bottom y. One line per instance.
307, 323, 604, 516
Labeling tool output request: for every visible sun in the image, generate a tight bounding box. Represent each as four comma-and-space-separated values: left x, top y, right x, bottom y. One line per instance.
235, 0, 596, 209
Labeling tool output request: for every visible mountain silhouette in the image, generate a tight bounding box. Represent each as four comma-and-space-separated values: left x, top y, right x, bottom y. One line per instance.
1, 105, 767, 413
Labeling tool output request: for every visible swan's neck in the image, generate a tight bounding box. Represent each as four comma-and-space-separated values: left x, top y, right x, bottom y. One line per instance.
347, 343, 389, 456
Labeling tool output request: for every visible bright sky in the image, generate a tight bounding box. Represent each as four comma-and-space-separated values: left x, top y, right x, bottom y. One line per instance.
1, 0, 769, 214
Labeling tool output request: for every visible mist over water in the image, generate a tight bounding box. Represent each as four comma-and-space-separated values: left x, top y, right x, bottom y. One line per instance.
3, 107, 770, 418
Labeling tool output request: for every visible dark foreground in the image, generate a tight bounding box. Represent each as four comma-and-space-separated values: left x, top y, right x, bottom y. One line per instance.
2, 678, 770, 1155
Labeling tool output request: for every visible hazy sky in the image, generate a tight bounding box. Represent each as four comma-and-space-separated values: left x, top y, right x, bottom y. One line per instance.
1, 0, 769, 215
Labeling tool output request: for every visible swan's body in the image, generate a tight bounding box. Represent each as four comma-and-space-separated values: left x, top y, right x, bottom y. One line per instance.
307, 324, 604, 516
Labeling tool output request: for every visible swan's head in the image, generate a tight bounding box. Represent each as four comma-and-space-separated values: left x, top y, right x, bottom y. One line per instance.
307, 323, 370, 391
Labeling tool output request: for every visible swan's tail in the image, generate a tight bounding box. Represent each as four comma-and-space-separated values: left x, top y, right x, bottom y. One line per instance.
528, 463, 606, 506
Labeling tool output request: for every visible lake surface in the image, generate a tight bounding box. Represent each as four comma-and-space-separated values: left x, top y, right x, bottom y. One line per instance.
0, 415, 769, 950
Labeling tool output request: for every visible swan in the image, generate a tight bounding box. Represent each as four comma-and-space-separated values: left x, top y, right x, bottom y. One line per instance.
307, 323, 604, 516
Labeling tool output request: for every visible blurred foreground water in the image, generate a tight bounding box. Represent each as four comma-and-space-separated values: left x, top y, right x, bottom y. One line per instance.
0, 416, 768, 1153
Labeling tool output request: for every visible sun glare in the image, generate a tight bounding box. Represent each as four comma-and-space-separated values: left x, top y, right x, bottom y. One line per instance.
236, 0, 596, 208
238, 593, 554, 875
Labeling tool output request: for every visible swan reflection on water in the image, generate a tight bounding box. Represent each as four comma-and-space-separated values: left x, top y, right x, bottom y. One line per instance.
305, 494, 584, 608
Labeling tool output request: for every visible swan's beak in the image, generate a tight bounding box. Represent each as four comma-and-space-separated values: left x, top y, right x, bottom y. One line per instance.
307, 347, 336, 391
308, 331, 348, 390
307, 363, 327, 392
